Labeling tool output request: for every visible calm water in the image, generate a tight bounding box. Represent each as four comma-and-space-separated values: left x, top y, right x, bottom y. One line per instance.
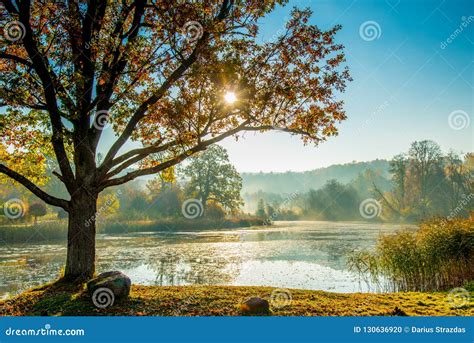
0, 221, 413, 298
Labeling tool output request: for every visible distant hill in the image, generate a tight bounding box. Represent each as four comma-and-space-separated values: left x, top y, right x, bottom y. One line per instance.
241, 159, 391, 194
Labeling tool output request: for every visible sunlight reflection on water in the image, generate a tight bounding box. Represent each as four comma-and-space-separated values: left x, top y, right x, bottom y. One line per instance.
0, 221, 413, 298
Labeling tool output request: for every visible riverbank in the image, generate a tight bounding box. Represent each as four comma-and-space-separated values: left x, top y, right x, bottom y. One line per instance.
1, 282, 472, 316
0, 217, 266, 243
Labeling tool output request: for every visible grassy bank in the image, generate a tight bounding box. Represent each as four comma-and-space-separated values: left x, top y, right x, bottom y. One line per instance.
1, 281, 472, 316
0, 217, 266, 243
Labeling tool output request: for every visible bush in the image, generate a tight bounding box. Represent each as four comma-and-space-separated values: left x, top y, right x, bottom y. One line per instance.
28, 202, 47, 224
205, 202, 226, 219
348, 216, 474, 292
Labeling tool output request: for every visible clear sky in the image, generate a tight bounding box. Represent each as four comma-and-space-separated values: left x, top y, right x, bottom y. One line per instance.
97, 0, 473, 173
218, 0, 474, 172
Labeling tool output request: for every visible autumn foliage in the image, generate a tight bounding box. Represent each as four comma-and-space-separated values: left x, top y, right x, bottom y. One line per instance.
0, 0, 351, 279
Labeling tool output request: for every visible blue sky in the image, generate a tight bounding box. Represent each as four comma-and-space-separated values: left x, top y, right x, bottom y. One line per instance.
219, 0, 473, 172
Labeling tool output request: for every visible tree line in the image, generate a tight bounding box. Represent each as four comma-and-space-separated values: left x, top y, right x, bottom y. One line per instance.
2, 140, 472, 225
253, 140, 472, 222
1, 146, 243, 223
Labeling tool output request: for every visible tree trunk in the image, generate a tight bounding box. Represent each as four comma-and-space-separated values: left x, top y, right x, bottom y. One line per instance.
64, 191, 98, 281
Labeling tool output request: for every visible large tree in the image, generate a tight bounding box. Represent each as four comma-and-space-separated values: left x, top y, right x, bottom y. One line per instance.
182, 145, 242, 213
0, 0, 351, 280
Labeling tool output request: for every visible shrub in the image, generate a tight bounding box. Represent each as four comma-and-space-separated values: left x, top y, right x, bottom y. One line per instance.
205, 202, 226, 219
28, 202, 47, 225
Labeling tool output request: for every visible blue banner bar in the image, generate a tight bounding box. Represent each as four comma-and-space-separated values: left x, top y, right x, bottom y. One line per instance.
0, 317, 472, 343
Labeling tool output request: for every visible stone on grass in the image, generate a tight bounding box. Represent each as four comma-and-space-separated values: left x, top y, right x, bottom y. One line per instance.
240, 297, 270, 314
87, 271, 131, 299
391, 306, 408, 316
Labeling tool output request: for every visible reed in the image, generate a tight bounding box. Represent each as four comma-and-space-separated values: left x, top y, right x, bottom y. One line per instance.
348, 217, 474, 292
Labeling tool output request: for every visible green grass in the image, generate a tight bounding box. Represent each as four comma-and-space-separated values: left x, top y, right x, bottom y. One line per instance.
0, 217, 265, 243
348, 217, 474, 292
1, 281, 472, 316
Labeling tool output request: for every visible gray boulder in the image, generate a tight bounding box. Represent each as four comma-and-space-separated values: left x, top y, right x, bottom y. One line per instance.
87, 271, 131, 299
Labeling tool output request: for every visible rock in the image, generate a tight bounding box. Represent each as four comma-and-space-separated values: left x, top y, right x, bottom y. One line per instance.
240, 297, 270, 314
87, 271, 131, 299
391, 306, 408, 316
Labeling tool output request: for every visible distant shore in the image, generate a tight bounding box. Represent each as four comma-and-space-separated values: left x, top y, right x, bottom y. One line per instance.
0, 217, 266, 244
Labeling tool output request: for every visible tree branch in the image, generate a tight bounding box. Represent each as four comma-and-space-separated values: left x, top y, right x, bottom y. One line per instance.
103, 140, 179, 180
0, 164, 69, 209
14, 0, 76, 192
99, 0, 233, 176
89, 0, 146, 148
0, 52, 32, 67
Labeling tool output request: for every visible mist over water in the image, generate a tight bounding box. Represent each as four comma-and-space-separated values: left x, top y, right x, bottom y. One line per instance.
0, 221, 415, 298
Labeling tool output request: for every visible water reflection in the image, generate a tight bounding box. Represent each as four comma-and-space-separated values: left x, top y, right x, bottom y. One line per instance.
0, 221, 413, 298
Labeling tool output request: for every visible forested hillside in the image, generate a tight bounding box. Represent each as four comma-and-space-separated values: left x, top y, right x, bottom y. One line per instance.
241, 159, 391, 194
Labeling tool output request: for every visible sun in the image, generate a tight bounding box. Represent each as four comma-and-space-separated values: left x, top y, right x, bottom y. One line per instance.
224, 91, 237, 104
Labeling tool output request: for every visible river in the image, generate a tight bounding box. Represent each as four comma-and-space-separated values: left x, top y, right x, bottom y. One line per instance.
0, 221, 414, 298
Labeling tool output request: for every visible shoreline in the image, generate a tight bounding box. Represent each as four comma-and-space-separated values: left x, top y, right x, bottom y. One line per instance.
0, 218, 419, 244
1, 283, 472, 316
0, 217, 266, 244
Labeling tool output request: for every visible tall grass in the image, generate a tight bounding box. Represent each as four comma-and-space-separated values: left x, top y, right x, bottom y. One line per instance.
0, 221, 67, 243
348, 216, 474, 292
0, 217, 265, 243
